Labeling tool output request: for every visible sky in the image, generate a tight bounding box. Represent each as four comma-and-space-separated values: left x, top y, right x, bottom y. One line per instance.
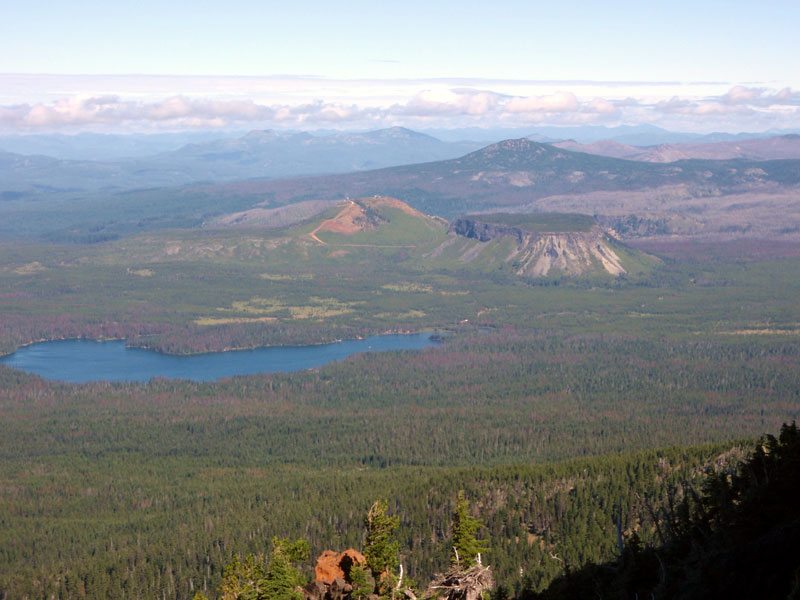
2, 0, 799, 134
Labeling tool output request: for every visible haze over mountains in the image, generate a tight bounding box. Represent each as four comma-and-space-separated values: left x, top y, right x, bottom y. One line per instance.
411, 124, 800, 146
0, 131, 232, 160
0, 127, 484, 195
4, 124, 800, 199
161, 127, 483, 179
4, 123, 799, 160
553, 134, 800, 162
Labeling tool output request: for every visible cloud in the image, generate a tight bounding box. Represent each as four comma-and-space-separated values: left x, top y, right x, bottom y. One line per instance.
2, 79, 799, 133
0, 95, 388, 129
655, 95, 753, 116
652, 85, 800, 121
722, 85, 764, 105
720, 85, 800, 106
395, 89, 501, 117
390, 89, 622, 125
582, 98, 619, 115
614, 97, 643, 107
0, 104, 29, 126
4, 95, 276, 128
505, 92, 580, 113
0, 90, 758, 131
282, 101, 378, 123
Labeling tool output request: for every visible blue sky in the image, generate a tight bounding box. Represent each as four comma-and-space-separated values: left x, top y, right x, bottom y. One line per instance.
2, 0, 799, 133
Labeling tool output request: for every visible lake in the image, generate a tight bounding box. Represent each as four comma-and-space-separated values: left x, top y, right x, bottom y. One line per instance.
0, 333, 439, 383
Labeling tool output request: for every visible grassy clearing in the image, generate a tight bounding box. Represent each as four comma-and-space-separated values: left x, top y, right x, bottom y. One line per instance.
195, 316, 278, 326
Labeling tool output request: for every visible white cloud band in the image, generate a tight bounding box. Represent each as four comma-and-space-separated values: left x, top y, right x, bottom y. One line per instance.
0, 79, 798, 133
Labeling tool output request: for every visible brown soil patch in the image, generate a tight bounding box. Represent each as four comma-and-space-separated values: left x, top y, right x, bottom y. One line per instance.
317, 201, 366, 235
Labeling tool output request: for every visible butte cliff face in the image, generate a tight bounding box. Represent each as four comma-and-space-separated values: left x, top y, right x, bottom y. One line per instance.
446, 216, 628, 277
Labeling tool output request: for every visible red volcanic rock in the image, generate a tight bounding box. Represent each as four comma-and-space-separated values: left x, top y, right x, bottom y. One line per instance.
314, 548, 366, 584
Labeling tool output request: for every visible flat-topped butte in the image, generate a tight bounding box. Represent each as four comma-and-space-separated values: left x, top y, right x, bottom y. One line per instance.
444, 213, 655, 278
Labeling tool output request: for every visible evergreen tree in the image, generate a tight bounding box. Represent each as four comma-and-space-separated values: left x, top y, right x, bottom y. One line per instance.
450, 491, 490, 569
219, 538, 309, 600
364, 498, 400, 580
348, 564, 375, 600
364, 498, 401, 598
220, 554, 265, 600
262, 538, 310, 600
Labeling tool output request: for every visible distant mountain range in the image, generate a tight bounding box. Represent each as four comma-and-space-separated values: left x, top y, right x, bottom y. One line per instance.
4, 125, 800, 200
157, 126, 483, 179
552, 134, 800, 162
0, 127, 484, 196
202, 137, 800, 214
423, 124, 800, 146
184, 138, 800, 242
0, 131, 233, 160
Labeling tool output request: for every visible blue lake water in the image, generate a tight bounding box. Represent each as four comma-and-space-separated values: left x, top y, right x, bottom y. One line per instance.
0, 333, 439, 383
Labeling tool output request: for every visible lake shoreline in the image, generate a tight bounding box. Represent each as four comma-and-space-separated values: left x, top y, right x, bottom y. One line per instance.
0, 332, 442, 383
0, 327, 448, 359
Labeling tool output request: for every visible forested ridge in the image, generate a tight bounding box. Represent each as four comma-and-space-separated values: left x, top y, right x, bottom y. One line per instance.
525, 422, 800, 600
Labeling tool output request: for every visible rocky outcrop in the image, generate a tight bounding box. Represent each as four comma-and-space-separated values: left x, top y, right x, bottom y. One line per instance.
302, 577, 354, 600
447, 217, 627, 277
314, 548, 366, 584
300, 549, 370, 600
449, 219, 526, 245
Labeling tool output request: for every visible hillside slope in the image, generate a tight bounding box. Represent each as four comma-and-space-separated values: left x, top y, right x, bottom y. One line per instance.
207, 199, 648, 279
552, 133, 800, 162
196, 138, 800, 239
304, 196, 448, 246
531, 423, 800, 600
